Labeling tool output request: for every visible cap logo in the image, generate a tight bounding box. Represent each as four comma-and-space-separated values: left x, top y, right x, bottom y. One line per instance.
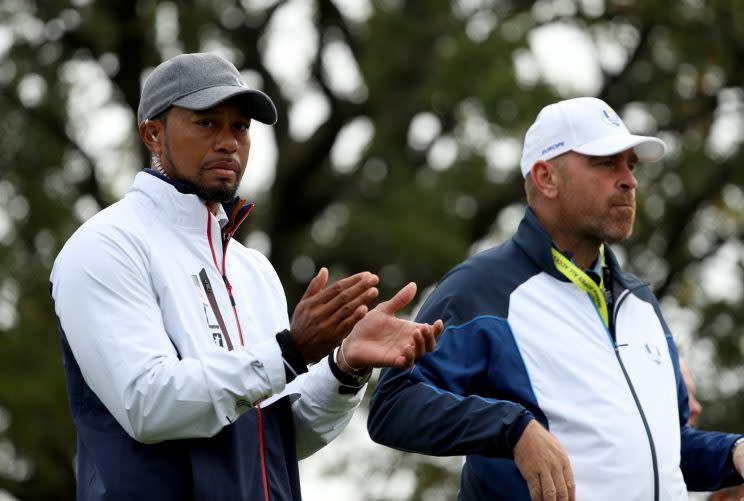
601, 108, 621, 127
541, 141, 565, 156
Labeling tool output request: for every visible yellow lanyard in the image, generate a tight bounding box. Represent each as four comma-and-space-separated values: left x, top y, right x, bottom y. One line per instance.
551, 245, 609, 329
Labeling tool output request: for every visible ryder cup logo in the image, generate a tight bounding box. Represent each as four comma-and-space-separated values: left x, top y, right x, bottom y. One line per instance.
601, 108, 622, 127
644, 342, 663, 365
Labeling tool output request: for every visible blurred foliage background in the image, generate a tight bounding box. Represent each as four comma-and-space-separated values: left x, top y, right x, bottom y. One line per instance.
1, 0, 743, 499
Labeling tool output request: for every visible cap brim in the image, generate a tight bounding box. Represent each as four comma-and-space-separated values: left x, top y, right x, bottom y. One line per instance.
173, 86, 278, 125
573, 134, 666, 162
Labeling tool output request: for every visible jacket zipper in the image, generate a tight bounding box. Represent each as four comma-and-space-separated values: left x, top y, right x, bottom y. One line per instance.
206, 209, 246, 346
610, 289, 659, 501
205, 207, 270, 501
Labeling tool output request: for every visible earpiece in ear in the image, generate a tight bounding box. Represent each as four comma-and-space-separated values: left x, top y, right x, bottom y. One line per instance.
151, 134, 158, 142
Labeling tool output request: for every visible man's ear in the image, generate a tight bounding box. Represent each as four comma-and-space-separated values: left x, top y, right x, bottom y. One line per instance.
530, 160, 560, 199
138, 120, 161, 154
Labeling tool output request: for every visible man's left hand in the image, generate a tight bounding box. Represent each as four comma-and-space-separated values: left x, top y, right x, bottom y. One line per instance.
338, 282, 443, 371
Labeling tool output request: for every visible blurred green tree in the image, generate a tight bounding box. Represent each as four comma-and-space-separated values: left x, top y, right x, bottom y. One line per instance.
0, 0, 743, 499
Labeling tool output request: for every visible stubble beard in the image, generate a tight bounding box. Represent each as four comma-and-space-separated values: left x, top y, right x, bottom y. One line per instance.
595, 205, 635, 244
162, 149, 242, 204
193, 173, 240, 204
569, 201, 635, 246
600, 221, 634, 243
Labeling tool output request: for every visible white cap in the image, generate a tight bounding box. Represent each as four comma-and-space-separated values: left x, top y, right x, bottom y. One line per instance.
519, 97, 666, 177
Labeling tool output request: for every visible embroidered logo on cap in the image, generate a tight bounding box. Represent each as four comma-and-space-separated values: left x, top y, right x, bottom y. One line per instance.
541, 141, 565, 156
601, 108, 622, 127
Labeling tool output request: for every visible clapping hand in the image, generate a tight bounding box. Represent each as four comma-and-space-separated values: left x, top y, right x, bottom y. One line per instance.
336, 282, 443, 372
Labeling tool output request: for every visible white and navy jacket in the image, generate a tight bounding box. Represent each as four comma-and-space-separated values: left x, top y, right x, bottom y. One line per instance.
51, 171, 366, 500
368, 208, 742, 501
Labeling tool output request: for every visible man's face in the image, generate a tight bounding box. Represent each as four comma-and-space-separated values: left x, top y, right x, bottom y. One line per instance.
553, 149, 639, 244
157, 102, 251, 203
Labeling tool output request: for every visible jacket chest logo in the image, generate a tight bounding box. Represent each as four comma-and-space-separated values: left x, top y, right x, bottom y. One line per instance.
643, 342, 663, 365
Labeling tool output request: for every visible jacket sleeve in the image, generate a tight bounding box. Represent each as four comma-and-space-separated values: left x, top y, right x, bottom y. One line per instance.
667, 335, 743, 490
286, 358, 365, 460
680, 425, 742, 491
367, 274, 533, 458
242, 250, 365, 460
51, 222, 287, 443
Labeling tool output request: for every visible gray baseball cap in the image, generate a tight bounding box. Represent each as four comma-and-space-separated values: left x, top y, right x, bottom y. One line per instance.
137, 52, 277, 125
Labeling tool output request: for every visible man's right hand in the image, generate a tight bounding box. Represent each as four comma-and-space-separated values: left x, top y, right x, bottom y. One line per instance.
514, 420, 575, 501
290, 268, 379, 364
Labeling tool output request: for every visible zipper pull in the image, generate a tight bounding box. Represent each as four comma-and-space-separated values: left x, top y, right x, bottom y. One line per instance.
222, 275, 236, 305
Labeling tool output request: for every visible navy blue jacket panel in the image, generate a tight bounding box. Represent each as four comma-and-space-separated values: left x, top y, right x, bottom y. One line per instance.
61, 331, 301, 501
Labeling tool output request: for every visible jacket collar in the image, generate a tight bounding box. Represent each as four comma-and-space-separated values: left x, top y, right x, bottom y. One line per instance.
129, 170, 253, 236
513, 207, 643, 290
513, 207, 566, 282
